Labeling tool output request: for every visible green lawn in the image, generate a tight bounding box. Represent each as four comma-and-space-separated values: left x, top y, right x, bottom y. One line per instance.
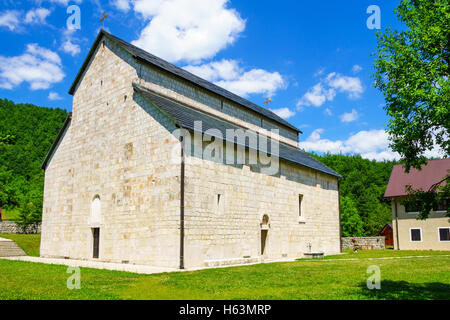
0, 234, 41, 256
0, 249, 449, 300
319, 248, 450, 260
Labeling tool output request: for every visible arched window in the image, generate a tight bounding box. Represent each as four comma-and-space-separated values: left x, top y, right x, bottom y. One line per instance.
91, 195, 101, 225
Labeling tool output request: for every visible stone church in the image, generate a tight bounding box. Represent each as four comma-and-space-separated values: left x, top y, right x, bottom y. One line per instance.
40, 30, 342, 269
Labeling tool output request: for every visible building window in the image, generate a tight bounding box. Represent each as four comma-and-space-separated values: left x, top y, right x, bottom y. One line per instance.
216, 194, 224, 215
299, 195, 303, 217
91, 195, 101, 225
438, 228, 450, 242
405, 203, 420, 214
410, 228, 422, 242
434, 199, 449, 212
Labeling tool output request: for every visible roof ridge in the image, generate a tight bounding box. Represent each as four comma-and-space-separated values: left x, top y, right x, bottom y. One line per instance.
69, 30, 301, 134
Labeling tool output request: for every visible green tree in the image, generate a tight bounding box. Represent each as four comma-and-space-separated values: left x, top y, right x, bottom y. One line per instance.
16, 201, 41, 233
373, 0, 449, 219
341, 196, 365, 237
0, 98, 67, 223
313, 154, 396, 236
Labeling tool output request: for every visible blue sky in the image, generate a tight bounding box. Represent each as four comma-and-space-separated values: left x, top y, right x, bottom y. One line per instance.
2, 0, 435, 161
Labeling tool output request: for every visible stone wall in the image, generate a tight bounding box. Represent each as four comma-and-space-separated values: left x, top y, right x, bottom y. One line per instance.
341, 237, 385, 250
0, 221, 41, 234
184, 142, 341, 268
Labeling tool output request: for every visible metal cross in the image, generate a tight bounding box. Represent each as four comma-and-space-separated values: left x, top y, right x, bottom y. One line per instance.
263, 98, 272, 110
100, 12, 108, 29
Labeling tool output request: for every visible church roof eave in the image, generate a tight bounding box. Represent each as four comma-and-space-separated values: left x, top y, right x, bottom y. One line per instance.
41, 113, 72, 170
134, 84, 342, 179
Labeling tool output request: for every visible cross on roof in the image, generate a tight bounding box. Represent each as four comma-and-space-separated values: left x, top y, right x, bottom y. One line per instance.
100, 12, 108, 29
263, 98, 272, 110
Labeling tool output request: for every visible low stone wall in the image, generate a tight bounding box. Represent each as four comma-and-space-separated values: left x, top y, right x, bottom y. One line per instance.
0, 221, 41, 234
342, 237, 385, 250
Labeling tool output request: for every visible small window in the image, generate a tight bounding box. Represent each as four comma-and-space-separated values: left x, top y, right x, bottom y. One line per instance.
439, 228, 450, 242
405, 203, 420, 214
434, 199, 449, 212
299, 194, 303, 217
216, 194, 224, 215
410, 228, 422, 242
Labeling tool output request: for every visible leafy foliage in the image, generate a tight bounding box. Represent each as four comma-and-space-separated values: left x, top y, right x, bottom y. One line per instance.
0, 98, 67, 224
374, 0, 449, 170
340, 196, 364, 237
402, 175, 450, 219
314, 154, 397, 236
373, 0, 449, 219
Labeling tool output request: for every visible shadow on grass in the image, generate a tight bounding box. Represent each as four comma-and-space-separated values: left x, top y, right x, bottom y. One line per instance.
359, 280, 450, 300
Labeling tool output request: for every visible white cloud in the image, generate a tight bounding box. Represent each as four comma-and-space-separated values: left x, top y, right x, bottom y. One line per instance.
299, 129, 400, 161
324, 108, 332, 116
130, 0, 246, 63
296, 83, 335, 108
59, 27, 82, 56
326, 72, 363, 99
297, 72, 363, 109
340, 109, 359, 123
41, 0, 82, 5
48, 92, 63, 100
184, 59, 286, 98
62, 39, 80, 56
0, 8, 51, 32
0, 44, 65, 90
271, 107, 295, 119
298, 128, 445, 161
24, 8, 51, 24
183, 59, 240, 82
314, 67, 325, 77
112, 0, 131, 11
352, 64, 362, 73
215, 69, 285, 98
0, 10, 20, 31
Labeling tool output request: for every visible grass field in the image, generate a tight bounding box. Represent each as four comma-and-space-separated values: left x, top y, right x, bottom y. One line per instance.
0, 234, 41, 256
0, 241, 449, 300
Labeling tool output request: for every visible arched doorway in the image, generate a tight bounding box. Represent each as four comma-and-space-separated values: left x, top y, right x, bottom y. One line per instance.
260, 215, 270, 256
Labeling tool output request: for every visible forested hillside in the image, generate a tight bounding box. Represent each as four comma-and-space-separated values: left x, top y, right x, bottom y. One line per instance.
314, 154, 397, 237
0, 98, 397, 236
0, 98, 68, 224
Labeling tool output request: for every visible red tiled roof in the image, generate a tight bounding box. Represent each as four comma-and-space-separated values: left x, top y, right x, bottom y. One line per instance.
384, 158, 450, 198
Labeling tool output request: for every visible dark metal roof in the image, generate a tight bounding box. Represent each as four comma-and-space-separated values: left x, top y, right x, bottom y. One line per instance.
134, 84, 341, 178
68, 30, 301, 134
41, 113, 72, 170
384, 158, 450, 198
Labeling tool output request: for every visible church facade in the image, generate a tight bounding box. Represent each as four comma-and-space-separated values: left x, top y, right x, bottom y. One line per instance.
40, 31, 341, 269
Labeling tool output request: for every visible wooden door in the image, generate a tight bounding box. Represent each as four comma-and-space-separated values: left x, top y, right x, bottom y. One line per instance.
93, 228, 100, 258
261, 230, 268, 255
